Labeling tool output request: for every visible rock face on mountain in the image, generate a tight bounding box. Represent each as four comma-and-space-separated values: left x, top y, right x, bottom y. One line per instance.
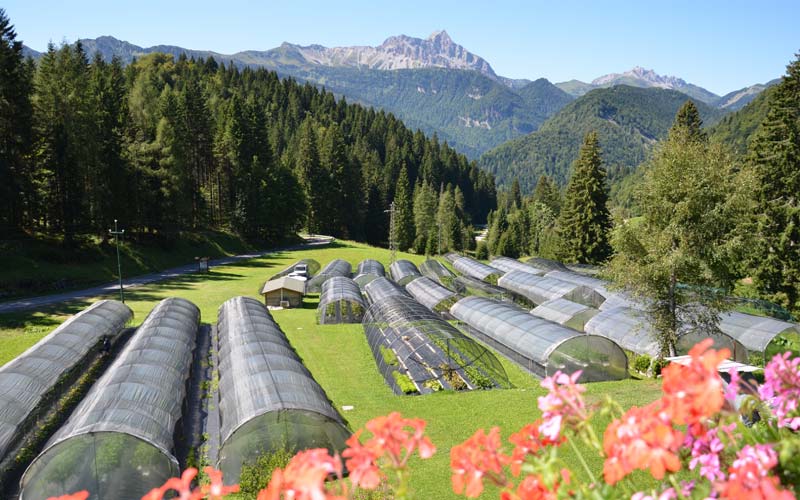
290, 30, 498, 78
557, 66, 720, 104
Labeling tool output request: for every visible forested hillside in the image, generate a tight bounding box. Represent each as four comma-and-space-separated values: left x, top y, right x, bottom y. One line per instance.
0, 22, 496, 248
478, 85, 723, 194
709, 84, 778, 155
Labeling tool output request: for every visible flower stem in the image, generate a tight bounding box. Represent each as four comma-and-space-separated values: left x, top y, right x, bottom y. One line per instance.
566, 434, 597, 485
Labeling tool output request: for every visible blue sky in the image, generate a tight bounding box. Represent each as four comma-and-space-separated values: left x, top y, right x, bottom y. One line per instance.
4, 0, 798, 95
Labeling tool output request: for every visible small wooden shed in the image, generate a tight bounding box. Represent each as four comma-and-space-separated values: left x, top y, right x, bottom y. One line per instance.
260, 276, 306, 308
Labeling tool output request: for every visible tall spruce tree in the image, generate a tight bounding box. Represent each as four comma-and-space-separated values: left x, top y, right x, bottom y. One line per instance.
0, 9, 32, 236
531, 174, 561, 215
412, 181, 438, 253
394, 165, 414, 251
748, 53, 800, 313
671, 100, 707, 142
296, 119, 327, 234
556, 131, 612, 264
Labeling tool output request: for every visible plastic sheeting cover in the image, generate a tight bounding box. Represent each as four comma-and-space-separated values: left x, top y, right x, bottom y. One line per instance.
718, 311, 800, 353
490, 257, 546, 276
450, 296, 628, 381
531, 298, 598, 332
389, 260, 422, 286
354, 259, 386, 286
498, 271, 605, 307
585, 306, 749, 362
525, 257, 569, 272
453, 256, 504, 282
267, 259, 321, 281
405, 276, 458, 312
217, 297, 349, 482
20, 297, 199, 500
318, 276, 367, 324
306, 259, 352, 292
0, 300, 132, 462
419, 259, 455, 281
364, 277, 409, 304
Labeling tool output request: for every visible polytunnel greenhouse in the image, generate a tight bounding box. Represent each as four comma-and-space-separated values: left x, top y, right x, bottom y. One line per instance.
20, 298, 199, 500
454, 275, 508, 299
584, 306, 749, 362
526, 257, 570, 272
419, 259, 456, 287
718, 311, 800, 361
450, 296, 628, 382
389, 259, 422, 285
0, 300, 132, 467
363, 295, 510, 394
531, 298, 599, 332
490, 256, 546, 276
318, 276, 367, 324
452, 256, 504, 284
364, 276, 409, 304
497, 270, 606, 308
405, 276, 460, 313
353, 259, 386, 286
216, 297, 350, 482
545, 270, 610, 292
306, 259, 353, 292
444, 252, 462, 264
268, 259, 321, 281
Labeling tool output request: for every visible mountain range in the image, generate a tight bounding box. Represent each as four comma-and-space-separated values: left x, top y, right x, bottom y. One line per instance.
21, 32, 777, 159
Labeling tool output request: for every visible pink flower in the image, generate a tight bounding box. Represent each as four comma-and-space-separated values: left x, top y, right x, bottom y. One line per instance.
47, 493, 89, 500
716, 444, 795, 500
450, 427, 509, 498
687, 424, 734, 481
257, 448, 344, 500
537, 370, 586, 439
758, 352, 800, 430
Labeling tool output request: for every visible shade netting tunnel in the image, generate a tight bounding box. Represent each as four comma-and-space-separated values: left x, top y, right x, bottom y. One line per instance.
454, 275, 509, 300
545, 270, 610, 292
364, 277, 409, 305
584, 306, 749, 362
353, 259, 386, 287
268, 259, 321, 281
526, 257, 570, 272
405, 276, 460, 313
419, 259, 456, 286
450, 296, 628, 382
389, 260, 422, 286
490, 257, 546, 276
0, 300, 132, 464
318, 276, 368, 324
20, 297, 199, 500
306, 259, 352, 293
216, 297, 350, 483
452, 256, 504, 284
498, 271, 606, 308
363, 295, 510, 394
718, 311, 800, 360
531, 298, 599, 332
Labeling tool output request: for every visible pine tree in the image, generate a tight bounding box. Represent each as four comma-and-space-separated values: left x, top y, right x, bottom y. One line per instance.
394, 165, 414, 251
0, 9, 32, 236
509, 178, 522, 209
748, 53, 800, 313
670, 100, 707, 142
556, 132, 612, 264
412, 182, 438, 254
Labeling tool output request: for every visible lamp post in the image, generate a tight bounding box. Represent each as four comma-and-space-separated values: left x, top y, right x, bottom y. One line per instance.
109, 219, 125, 303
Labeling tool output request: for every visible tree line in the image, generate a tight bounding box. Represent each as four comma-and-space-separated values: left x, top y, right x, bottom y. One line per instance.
0, 10, 495, 249
486, 51, 800, 345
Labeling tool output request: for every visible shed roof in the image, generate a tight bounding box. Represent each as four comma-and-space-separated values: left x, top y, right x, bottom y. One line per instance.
261, 276, 306, 295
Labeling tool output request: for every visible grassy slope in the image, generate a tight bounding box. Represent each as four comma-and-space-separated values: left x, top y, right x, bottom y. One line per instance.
0, 240, 662, 498
0, 230, 258, 301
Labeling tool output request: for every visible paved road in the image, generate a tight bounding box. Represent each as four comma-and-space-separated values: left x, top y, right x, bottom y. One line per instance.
0, 236, 333, 314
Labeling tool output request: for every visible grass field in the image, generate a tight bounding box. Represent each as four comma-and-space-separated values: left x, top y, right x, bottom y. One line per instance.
0, 240, 664, 499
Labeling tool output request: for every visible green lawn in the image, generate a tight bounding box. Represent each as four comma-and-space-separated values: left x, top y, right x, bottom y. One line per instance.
0, 240, 663, 498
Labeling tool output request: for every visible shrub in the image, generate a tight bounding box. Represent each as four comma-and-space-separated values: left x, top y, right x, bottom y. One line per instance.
380, 345, 398, 366
475, 241, 489, 260
651, 357, 669, 376
238, 444, 296, 494
633, 354, 652, 375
